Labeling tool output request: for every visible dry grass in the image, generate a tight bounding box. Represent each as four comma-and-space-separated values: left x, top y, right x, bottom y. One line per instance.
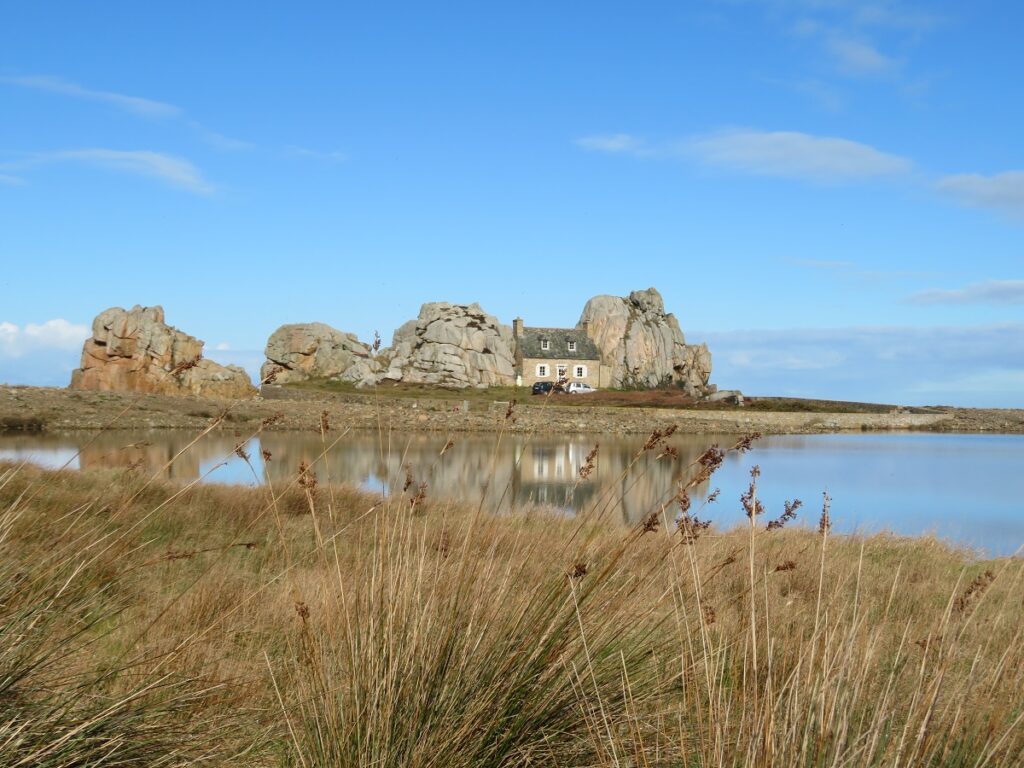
0, 419, 1021, 766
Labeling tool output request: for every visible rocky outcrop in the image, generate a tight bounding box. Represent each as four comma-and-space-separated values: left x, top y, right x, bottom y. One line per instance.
70, 305, 256, 399
378, 302, 516, 388
261, 323, 374, 385
578, 288, 712, 394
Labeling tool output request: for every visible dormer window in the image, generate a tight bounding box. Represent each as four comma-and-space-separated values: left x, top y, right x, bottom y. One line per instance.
540, 339, 550, 351
568, 341, 577, 352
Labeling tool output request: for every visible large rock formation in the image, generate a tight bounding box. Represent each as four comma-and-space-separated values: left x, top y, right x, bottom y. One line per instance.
261, 323, 374, 385
578, 288, 712, 394
378, 302, 516, 388
70, 305, 256, 399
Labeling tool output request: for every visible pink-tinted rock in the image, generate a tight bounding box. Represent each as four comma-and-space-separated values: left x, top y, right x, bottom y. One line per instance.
69, 305, 256, 399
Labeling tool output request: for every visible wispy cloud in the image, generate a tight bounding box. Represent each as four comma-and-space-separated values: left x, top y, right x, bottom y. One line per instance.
2, 74, 253, 152
787, 257, 942, 282
826, 36, 897, 75
696, 323, 1024, 406
574, 134, 650, 155
788, 258, 858, 270
761, 76, 846, 112
576, 128, 911, 183
60, 149, 213, 194
909, 280, 1024, 306
688, 129, 911, 181
771, 1, 939, 87
286, 145, 349, 163
189, 123, 255, 152
851, 3, 941, 31
1, 74, 180, 118
0, 173, 25, 186
936, 171, 1024, 217
12, 149, 214, 195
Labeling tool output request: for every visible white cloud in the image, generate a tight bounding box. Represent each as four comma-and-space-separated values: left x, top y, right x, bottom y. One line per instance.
826, 37, 896, 75
909, 280, 1024, 306
213, 342, 231, 351
0, 173, 25, 186
1, 74, 180, 118
286, 145, 349, 162
574, 134, 649, 155
688, 129, 911, 181
937, 171, 1024, 217
48, 149, 214, 195
0, 319, 89, 359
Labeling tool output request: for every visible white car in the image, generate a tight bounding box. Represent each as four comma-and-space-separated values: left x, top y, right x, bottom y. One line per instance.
565, 382, 596, 394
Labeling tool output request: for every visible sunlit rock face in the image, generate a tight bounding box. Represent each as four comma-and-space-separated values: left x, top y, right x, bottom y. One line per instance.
261, 322, 377, 385
578, 288, 712, 395
69, 305, 256, 399
378, 302, 516, 389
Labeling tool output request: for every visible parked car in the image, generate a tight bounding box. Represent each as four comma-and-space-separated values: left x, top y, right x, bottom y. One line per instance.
531, 381, 554, 395
564, 382, 596, 395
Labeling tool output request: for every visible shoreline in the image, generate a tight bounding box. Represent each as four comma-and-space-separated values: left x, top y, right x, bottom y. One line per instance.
3, 384, 1023, 436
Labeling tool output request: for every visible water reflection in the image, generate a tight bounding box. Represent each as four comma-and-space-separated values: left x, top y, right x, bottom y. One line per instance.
0, 430, 718, 524
2, 430, 1023, 556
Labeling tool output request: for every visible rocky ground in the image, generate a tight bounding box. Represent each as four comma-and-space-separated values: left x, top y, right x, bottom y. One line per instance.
3, 384, 1022, 435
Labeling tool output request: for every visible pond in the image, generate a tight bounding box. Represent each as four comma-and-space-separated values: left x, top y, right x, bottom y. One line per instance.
2, 429, 1021, 556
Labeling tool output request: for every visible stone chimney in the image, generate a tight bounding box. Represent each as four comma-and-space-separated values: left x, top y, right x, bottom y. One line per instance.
513, 317, 524, 338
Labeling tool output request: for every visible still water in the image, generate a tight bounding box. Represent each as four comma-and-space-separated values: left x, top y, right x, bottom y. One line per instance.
1, 430, 1022, 556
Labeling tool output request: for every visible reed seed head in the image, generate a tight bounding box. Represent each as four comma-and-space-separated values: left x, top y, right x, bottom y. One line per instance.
818, 491, 832, 535
955, 570, 996, 614
767, 498, 802, 530
579, 444, 599, 479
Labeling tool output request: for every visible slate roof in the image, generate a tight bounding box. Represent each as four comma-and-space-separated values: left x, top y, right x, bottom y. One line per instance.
517, 326, 601, 360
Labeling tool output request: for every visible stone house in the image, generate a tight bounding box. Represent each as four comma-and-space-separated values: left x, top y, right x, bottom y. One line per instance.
512, 317, 608, 388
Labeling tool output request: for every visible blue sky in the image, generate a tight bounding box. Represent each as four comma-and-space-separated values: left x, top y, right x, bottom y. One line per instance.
2, 1, 1023, 406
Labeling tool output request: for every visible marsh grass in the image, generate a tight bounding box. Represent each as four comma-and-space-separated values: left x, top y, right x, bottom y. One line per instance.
0, 400, 1022, 766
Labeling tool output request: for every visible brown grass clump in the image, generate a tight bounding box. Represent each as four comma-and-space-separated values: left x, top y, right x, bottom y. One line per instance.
0, 421, 1022, 766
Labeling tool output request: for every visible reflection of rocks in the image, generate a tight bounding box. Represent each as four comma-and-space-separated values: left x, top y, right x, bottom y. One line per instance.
75, 432, 255, 482
6, 430, 719, 525
79, 438, 201, 481
70, 305, 256, 399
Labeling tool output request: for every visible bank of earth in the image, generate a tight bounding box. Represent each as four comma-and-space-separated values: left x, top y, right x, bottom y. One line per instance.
4, 384, 1023, 435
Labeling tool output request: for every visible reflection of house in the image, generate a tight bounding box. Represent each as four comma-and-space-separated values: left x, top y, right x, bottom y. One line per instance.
515, 442, 600, 510
512, 318, 606, 387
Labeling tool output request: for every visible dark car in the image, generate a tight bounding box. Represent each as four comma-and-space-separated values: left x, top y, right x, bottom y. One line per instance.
531, 381, 554, 395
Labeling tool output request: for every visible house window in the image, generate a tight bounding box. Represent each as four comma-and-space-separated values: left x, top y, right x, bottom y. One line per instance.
540, 339, 550, 351
575, 365, 587, 378
556, 365, 567, 380
536, 364, 548, 378
568, 341, 577, 352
